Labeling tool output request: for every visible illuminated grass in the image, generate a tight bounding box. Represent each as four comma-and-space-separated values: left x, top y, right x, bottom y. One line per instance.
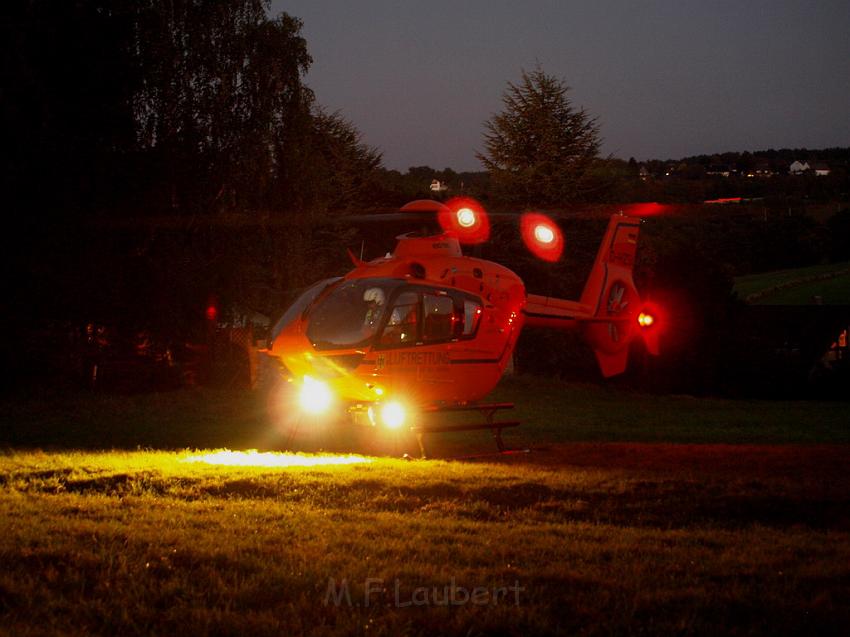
2, 379, 850, 634
2, 448, 850, 635
182, 449, 372, 468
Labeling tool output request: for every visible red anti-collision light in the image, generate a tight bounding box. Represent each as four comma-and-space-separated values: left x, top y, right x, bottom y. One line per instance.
637, 302, 664, 331
438, 197, 490, 244
637, 311, 655, 328
520, 212, 564, 262
456, 207, 476, 228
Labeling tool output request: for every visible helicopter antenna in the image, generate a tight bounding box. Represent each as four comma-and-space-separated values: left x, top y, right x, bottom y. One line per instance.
359, 240, 365, 261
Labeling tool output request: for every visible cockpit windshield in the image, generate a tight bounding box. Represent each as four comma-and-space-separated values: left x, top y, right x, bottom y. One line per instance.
270, 277, 341, 345
306, 279, 404, 350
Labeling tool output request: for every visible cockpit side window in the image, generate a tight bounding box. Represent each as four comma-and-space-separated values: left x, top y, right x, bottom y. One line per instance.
379, 291, 419, 347
373, 287, 483, 348
423, 293, 455, 343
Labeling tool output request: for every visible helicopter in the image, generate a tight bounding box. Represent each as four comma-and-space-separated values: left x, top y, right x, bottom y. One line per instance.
266, 197, 660, 448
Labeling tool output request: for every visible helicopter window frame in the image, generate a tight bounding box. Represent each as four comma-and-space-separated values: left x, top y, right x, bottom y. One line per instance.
377, 290, 420, 348
270, 277, 342, 344
373, 285, 484, 350
460, 296, 483, 338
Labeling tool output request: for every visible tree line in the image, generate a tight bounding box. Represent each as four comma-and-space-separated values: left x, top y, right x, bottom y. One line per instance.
2, 0, 386, 387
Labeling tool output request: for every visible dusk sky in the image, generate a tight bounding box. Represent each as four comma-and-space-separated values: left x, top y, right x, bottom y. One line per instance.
271, 1, 850, 172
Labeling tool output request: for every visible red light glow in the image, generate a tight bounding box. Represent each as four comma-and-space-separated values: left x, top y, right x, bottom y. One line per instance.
520, 212, 564, 262
637, 311, 655, 328
636, 303, 663, 356
438, 197, 490, 244
456, 207, 476, 227
205, 305, 218, 321
620, 202, 670, 217
704, 197, 743, 205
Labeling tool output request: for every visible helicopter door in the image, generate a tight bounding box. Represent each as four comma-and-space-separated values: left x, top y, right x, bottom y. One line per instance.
375, 289, 456, 389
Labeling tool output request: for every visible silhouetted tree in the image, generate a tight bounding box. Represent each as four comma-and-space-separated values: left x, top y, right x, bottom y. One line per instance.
478, 67, 601, 207
293, 109, 383, 213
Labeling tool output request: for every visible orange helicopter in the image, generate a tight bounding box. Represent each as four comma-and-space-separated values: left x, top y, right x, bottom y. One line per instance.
267, 198, 660, 450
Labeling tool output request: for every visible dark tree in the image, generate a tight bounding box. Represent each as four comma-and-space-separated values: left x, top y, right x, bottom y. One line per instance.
478, 67, 601, 207
128, 1, 314, 215
286, 109, 383, 214
1, 0, 386, 389
2, 1, 139, 219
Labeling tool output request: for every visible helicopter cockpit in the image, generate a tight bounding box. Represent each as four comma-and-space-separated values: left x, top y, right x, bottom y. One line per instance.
306, 279, 403, 350
296, 278, 483, 352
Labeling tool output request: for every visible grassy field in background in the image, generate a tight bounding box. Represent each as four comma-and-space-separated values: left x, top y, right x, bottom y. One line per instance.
748, 272, 850, 305
2, 377, 850, 635
733, 261, 850, 304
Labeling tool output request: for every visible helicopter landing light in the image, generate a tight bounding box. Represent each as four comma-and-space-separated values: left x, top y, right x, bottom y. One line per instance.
299, 375, 333, 414
380, 401, 407, 429
456, 207, 476, 228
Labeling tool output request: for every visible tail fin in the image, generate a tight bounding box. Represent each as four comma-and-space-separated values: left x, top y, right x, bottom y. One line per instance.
522, 213, 660, 377
580, 215, 645, 377
579, 214, 641, 311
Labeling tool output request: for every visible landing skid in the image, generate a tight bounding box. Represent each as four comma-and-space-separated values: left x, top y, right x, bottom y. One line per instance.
411, 402, 521, 459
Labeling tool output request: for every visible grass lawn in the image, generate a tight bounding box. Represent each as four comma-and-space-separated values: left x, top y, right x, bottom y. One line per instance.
1, 377, 849, 635
749, 272, 850, 305
733, 261, 850, 304
4, 375, 850, 452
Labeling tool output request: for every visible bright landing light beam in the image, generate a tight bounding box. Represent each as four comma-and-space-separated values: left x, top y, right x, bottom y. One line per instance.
380, 401, 406, 429
182, 450, 372, 467
299, 375, 333, 414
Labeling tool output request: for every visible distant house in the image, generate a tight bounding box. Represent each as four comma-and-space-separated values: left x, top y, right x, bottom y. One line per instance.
745, 160, 774, 178
638, 165, 650, 181
429, 179, 448, 193
811, 162, 831, 177
789, 160, 810, 175
706, 164, 733, 177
